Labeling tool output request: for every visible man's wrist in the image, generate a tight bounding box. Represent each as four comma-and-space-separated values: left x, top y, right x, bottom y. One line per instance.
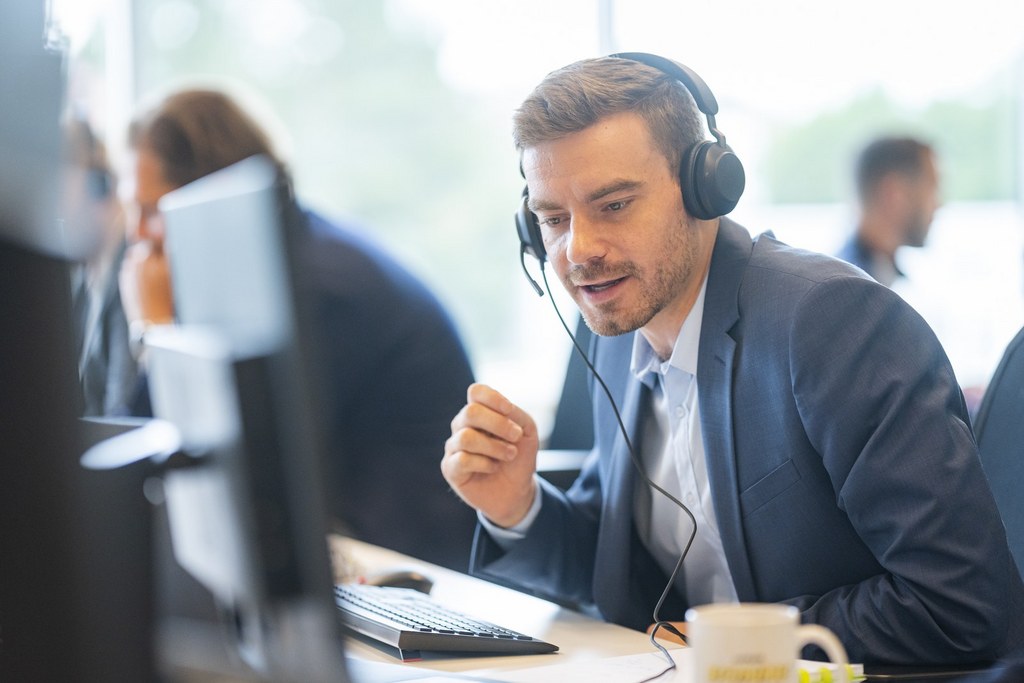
493, 479, 540, 529
480, 478, 542, 544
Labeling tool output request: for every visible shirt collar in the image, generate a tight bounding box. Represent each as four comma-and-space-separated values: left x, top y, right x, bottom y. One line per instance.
630, 275, 709, 388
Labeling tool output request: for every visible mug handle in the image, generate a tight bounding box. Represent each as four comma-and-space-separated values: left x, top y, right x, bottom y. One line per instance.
796, 624, 850, 683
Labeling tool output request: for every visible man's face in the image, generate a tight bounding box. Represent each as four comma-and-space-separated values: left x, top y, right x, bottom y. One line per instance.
522, 112, 715, 348
130, 146, 177, 247
903, 151, 941, 248
122, 146, 180, 325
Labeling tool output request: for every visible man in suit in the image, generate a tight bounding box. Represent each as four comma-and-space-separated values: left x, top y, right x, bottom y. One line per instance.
441, 55, 1023, 665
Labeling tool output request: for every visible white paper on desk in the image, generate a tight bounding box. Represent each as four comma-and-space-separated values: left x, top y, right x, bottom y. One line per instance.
493, 648, 685, 682
479, 650, 864, 683
345, 658, 508, 682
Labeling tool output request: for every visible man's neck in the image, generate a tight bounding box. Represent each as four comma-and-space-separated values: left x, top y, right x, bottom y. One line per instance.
856, 215, 900, 259
642, 262, 712, 361
637, 218, 718, 359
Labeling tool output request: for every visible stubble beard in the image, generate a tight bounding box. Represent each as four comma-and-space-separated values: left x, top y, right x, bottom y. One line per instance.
904, 210, 930, 248
570, 215, 700, 338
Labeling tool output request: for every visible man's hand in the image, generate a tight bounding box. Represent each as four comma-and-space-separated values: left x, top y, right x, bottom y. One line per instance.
120, 240, 174, 327
441, 383, 540, 528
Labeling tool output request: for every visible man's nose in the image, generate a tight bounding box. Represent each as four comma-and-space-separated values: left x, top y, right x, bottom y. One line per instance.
565, 216, 606, 265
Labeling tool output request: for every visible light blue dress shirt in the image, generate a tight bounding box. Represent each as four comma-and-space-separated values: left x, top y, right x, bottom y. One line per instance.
484, 276, 738, 607
629, 277, 737, 606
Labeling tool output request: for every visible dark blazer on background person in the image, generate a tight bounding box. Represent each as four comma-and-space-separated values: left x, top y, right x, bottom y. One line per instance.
298, 209, 477, 571
134, 206, 478, 571
834, 232, 903, 285
472, 218, 1024, 665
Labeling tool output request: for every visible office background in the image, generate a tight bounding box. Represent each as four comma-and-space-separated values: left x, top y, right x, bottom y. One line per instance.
52, 0, 1024, 436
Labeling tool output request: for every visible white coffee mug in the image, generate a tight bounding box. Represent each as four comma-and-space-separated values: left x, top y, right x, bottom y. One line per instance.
685, 603, 850, 683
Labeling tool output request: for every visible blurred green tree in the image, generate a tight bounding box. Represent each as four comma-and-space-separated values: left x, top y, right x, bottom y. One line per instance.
761, 87, 1017, 203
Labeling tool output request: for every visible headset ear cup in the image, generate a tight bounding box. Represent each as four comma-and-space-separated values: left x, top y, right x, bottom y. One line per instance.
680, 141, 745, 220
703, 144, 745, 217
515, 192, 546, 262
680, 141, 714, 220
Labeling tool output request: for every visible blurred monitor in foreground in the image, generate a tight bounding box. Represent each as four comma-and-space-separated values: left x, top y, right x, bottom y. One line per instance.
1, 3, 151, 680
146, 156, 348, 682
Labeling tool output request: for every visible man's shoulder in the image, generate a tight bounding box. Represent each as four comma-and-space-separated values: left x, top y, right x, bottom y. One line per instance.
748, 230, 867, 286
711, 218, 866, 291
708, 220, 898, 333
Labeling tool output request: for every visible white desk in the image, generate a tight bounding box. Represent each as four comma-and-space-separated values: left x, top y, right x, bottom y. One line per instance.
162, 538, 867, 683
333, 536, 687, 682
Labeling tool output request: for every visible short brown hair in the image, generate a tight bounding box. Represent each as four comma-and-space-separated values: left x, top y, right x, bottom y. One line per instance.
512, 56, 705, 180
129, 88, 286, 188
855, 136, 935, 202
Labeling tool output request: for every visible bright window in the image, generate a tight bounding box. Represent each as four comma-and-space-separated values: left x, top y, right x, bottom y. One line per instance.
54, 0, 1024, 434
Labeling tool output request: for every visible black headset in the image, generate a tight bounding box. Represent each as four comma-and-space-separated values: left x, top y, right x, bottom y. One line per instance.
515, 52, 745, 273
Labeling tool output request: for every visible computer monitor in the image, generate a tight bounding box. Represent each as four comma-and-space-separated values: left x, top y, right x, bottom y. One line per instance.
145, 156, 348, 682
1, 4, 157, 680
0, 1, 66, 260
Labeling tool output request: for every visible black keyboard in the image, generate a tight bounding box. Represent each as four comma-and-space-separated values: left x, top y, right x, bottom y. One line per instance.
334, 583, 559, 661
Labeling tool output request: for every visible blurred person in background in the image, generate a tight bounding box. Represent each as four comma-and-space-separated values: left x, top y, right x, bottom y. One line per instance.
836, 136, 999, 415
121, 87, 478, 570
61, 116, 139, 417
835, 135, 941, 287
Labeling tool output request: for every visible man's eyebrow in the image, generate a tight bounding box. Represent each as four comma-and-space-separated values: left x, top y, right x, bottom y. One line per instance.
587, 179, 643, 203
528, 196, 561, 213
528, 179, 643, 213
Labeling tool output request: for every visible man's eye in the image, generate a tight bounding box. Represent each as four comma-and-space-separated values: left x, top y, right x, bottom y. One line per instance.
607, 200, 628, 212
540, 216, 564, 227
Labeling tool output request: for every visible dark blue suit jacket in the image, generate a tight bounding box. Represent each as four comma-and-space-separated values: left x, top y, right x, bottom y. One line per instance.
472, 218, 1024, 665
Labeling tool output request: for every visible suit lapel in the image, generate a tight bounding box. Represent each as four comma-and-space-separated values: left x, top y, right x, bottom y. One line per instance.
596, 371, 646, 571
697, 218, 758, 600
592, 347, 661, 626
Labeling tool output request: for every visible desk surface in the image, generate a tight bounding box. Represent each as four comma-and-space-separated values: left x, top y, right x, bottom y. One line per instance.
161, 536, 992, 683
333, 536, 687, 681
335, 539, 1003, 683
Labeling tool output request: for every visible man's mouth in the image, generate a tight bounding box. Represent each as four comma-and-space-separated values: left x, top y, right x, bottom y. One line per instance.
581, 277, 627, 293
